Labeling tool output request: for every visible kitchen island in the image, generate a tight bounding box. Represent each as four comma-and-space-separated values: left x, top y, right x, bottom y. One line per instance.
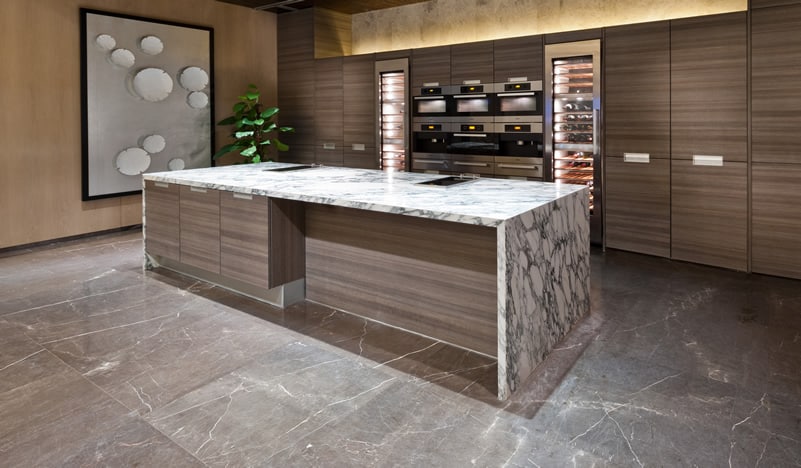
142, 163, 589, 400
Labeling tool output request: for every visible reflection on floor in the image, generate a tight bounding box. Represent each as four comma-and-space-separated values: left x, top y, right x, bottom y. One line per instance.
1, 230, 799, 467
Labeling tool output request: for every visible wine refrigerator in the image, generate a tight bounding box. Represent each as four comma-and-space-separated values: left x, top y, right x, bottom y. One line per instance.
544, 40, 603, 245
376, 58, 409, 171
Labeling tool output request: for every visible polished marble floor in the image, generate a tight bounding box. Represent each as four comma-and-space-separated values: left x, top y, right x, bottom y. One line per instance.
0, 230, 799, 467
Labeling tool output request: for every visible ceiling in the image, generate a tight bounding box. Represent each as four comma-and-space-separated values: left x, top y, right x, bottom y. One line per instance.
216, 0, 429, 14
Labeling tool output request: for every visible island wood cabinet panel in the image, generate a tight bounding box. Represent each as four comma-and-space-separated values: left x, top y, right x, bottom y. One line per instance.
493, 35, 543, 82
220, 192, 270, 288
751, 3, 801, 164
671, 160, 747, 271
179, 186, 221, 274
670, 12, 747, 163
315, 57, 344, 166
450, 40, 494, 85
305, 203, 498, 357
411, 45, 451, 87
144, 180, 180, 260
751, 164, 801, 279
605, 157, 670, 257
343, 54, 376, 154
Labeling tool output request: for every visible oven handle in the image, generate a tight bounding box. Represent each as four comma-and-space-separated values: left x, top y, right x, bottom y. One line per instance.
414, 159, 447, 164
453, 94, 487, 99
454, 161, 490, 167
453, 133, 488, 137
497, 92, 536, 97
498, 163, 538, 170
413, 96, 445, 100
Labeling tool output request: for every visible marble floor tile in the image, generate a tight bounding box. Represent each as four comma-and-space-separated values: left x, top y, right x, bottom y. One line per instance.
0, 230, 799, 467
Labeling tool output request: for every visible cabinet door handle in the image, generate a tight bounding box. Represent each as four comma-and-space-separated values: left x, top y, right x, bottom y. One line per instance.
497, 92, 536, 97
454, 94, 487, 99
623, 153, 650, 163
498, 164, 538, 170
454, 161, 489, 167
453, 133, 487, 138
154, 182, 169, 188
232, 192, 253, 200
413, 96, 444, 100
189, 186, 207, 193
415, 159, 446, 164
693, 155, 723, 166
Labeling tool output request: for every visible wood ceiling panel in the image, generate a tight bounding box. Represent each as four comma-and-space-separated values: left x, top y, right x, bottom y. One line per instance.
217, 0, 429, 14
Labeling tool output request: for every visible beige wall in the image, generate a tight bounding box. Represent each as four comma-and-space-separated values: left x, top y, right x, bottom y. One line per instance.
352, 0, 748, 53
0, 0, 276, 249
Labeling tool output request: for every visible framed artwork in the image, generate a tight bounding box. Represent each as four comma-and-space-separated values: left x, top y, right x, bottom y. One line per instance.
80, 8, 214, 200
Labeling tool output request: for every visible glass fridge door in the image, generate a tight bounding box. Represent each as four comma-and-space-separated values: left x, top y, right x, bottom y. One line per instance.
376, 59, 409, 172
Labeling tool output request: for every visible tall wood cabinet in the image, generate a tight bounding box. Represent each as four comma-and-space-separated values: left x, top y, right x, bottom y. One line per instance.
750, 3, 801, 279
603, 21, 671, 257
670, 12, 748, 271
343, 53, 378, 169
314, 57, 344, 166
277, 9, 315, 164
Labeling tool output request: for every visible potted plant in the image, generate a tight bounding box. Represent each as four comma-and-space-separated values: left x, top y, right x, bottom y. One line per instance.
213, 84, 294, 163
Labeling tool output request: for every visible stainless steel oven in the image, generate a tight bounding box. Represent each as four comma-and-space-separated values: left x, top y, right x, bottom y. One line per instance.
495, 80, 543, 119
494, 121, 543, 179
450, 84, 495, 118
412, 86, 452, 119
411, 120, 451, 173
447, 121, 499, 156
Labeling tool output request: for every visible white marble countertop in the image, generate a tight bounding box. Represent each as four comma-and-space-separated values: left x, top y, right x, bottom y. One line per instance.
143, 163, 587, 227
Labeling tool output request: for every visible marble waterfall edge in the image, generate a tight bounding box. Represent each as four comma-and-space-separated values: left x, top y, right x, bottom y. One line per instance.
497, 188, 590, 400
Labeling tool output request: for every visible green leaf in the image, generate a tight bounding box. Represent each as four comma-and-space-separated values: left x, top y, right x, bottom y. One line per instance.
240, 145, 257, 157
263, 122, 277, 133
232, 102, 247, 113
259, 140, 272, 145
273, 139, 289, 151
235, 130, 254, 138
251, 155, 262, 163
217, 115, 237, 126
279, 126, 295, 133
260, 107, 279, 119
245, 91, 259, 101
213, 142, 243, 160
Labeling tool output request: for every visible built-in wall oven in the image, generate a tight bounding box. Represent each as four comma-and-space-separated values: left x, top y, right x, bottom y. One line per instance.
495, 122, 543, 179
450, 83, 496, 119
495, 80, 543, 119
411, 120, 451, 173
412, 86, 452, 119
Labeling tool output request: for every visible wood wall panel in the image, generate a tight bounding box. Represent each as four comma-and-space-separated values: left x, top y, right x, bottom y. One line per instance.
179, 186, 220, 273
0, 0, 277, 249
278, 9, 316, 147
604, 21, 670, 159
450, 41, 494, 85
144, 181, 179, 260
314, 57, 344, 163
670, 13, 747, 162
493, 35, 543, 82
751, 4, 801, 164
305, 204, 498, 357
751, 164, 801, 279
220, 192, 270, 289
671, 160, 747, 271
605, 157, 670, 257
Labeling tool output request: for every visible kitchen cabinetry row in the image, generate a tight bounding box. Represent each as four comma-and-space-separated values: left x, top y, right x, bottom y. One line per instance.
605, 7, 801, 279
144, 180, 305, 289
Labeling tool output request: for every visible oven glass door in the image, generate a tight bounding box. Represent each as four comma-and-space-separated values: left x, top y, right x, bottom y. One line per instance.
447, 131, 499, 156
496, 91, 542, 116
412, 95, 450, 117
451, 94, 494, 117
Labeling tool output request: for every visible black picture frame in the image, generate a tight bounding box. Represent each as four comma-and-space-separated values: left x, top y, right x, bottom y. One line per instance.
80, 8, 214, 200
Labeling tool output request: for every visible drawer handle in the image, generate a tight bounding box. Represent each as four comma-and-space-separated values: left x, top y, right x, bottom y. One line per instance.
454, 94, 487, 99
352, 143, 365, 151
154, 182, 169, 188
415, 159, 446, 164
323, 143, 336, 150
624, 153, 650, 163
453, 133, 487, 138
693, 155, 723, 166
189, 186, 207, 193
414, 96, 444, 100
498, 92, 536, 97
498, 164, 538, 170
454, 161, 489, 167
232, 193, 253, 200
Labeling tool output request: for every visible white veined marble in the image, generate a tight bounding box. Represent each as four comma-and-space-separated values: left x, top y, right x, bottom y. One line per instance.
144, 163, 586, 226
